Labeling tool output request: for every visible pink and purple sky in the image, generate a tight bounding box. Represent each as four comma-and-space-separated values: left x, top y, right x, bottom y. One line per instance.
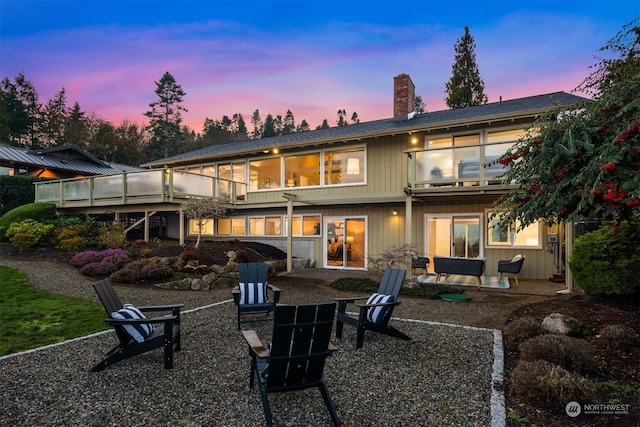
1, 1, 638, 133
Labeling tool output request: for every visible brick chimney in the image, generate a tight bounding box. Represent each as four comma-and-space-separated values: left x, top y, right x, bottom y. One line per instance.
393, 73, 415, 118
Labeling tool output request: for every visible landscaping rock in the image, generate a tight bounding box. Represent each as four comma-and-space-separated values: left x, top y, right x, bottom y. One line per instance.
542, 312, 583, 335
190, 278, 208, 290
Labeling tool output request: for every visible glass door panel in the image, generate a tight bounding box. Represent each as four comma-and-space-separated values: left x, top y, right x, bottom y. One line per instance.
427, 215, 482, 258
325, 217, 366, 269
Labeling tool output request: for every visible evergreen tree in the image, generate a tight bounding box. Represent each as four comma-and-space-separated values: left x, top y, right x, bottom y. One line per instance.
42, 88, 68, 147
316, 119, 330, 130
233, 113, 248, 138
337, 109, 347, 126
251, 109, 262, 139
0, 73, 42, 148
143, 71, 187, 160
445, 26, 488, 109
262, 113, 277, 138
414, 95, 426, 114
64, 102, 89, 147
282, 109, 295, 135
351, 111, 360, 124
296, 119, 310, 132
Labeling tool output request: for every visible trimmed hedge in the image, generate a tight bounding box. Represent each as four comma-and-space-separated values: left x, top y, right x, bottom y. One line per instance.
0, 202, 57, 241
569, 222, 640, 295
0, 175, 39, 216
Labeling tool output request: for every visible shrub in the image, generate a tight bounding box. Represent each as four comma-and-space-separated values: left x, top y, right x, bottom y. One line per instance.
140, 263, 174, 280
569, 222, 640, 295
0, 175, 39, 216
54, 224, 91, 253
8, 232, 38, 252
179, 249, 198, 265
234, 249, 249, 263
69, 250, 103, 267
100, 249, 131, 268
597, 324, 640, 349
109, 268, 142, 284
79, 260, 118, 277
508, 360, 595, 410
0, 202, 56, 241
331, 277, 381, 292
6, 219, 55, 249
57, 236, 88, 253
367, 244, 416, 273
69, 248, 130, 270
519, 334, 599, 373
503, 316, 544, 346
96, 222, 127, 249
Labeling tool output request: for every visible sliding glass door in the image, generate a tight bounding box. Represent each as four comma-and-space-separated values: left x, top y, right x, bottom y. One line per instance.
325, 217, 366, 269
425, 214, 482, 258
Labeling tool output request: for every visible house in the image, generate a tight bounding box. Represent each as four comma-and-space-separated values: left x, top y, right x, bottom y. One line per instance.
0, 143, 142, 178
33, 74, 589, 280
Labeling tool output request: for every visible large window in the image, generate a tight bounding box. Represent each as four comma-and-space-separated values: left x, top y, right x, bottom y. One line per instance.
284, 153, 321, 188
249, 216, 283, 236
487, 211, 541, 248
217, 162, 246, 198
188, 214, 321, 237
324, 148, 365, 185
249, 157, 281, 190
287, 215, 321, 236
217, 218, 246, 235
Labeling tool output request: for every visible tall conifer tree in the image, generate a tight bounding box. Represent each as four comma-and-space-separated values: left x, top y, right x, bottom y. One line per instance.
445, 26, 488, 109
143, 71, 187, 160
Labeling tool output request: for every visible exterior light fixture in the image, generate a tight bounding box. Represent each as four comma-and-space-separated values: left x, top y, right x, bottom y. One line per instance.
392, 209, 398, 216
411, 136, 418, 144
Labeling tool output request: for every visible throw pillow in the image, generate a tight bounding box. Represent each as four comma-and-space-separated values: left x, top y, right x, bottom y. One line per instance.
366, 293, 395, 324
111, 303, 154, 343
511, 254, 524, 263
239, 282, 267, 305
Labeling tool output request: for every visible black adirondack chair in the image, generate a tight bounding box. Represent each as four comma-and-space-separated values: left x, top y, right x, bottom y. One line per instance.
232, 262, 281, 329
335, 268, 411, 349
241, 302, 341, 427
91, 278, 183, 372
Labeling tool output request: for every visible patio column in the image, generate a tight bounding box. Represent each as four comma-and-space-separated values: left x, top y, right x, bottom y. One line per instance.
405, 192, 413, 277
282, 193, 297, 273
179, 208, 184, 246
558, 221, 574, 294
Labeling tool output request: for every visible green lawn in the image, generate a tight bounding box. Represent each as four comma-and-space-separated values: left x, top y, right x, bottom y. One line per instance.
0, 266, 108, 357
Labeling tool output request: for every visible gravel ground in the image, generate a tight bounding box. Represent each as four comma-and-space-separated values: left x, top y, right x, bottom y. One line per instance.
0, 258, 556, 427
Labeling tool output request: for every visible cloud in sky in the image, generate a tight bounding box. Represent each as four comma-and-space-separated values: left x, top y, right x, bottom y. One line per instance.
1, 1, 637, 132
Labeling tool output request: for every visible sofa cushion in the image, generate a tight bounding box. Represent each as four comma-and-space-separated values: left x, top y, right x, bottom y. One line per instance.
111, 304, 154, 343
239, 282, 267, 305
366, 293, 395, 324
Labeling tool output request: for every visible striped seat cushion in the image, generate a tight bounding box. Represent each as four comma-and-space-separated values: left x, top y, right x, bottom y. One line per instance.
366, 293, 395, 324
111, 304, 154, 343
239, 282, 268, 305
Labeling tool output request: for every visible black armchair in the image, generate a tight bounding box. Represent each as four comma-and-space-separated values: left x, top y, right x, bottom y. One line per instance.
498, 254, 525, 285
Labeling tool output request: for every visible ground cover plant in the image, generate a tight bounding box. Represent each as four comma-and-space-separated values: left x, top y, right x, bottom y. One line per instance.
0, 266, 107, 356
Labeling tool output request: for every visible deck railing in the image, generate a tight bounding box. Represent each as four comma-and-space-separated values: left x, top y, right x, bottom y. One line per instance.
34, 169, 247, 207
